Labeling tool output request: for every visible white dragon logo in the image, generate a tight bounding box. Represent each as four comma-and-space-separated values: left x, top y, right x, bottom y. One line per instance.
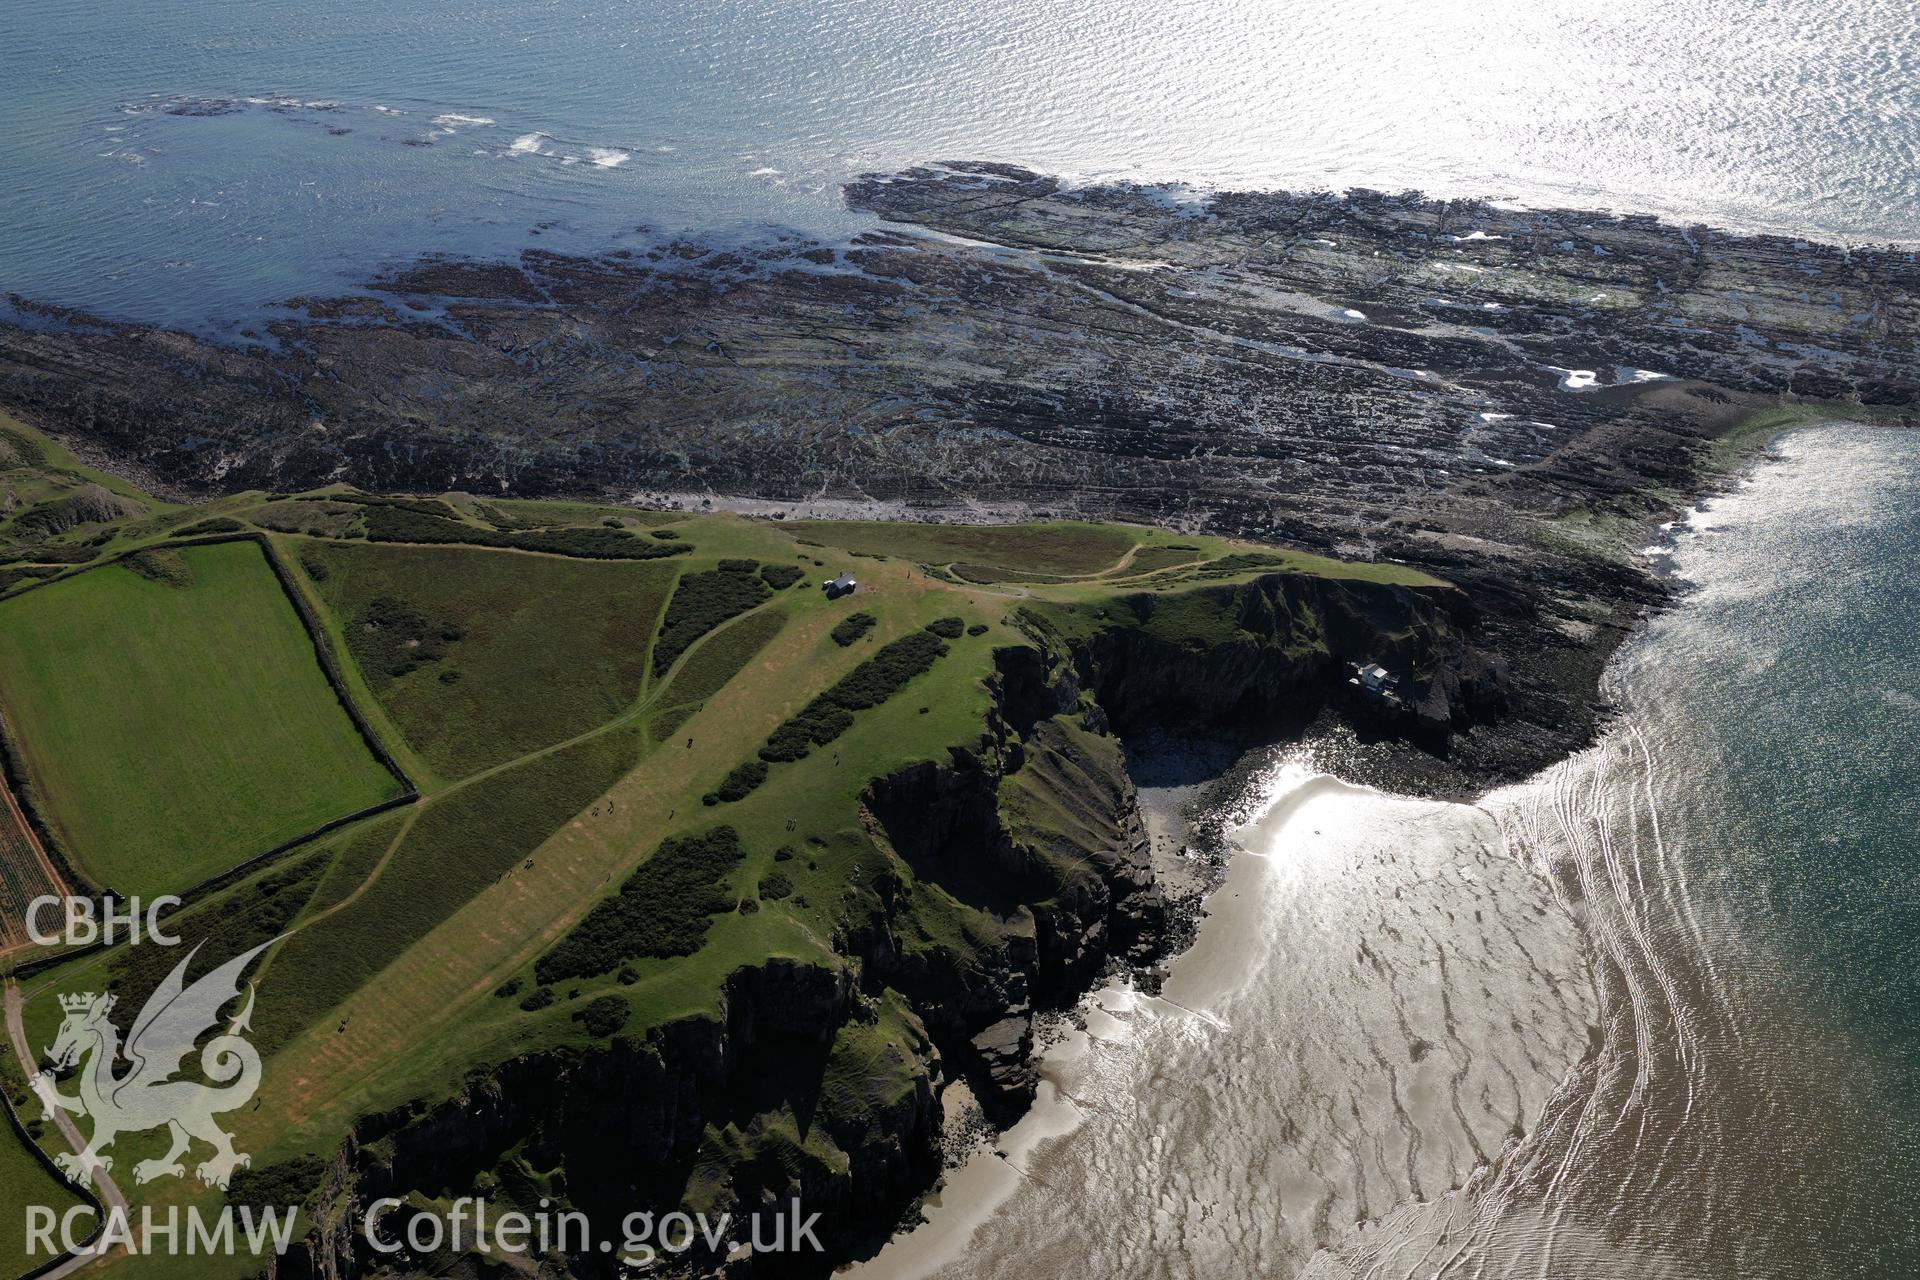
30, 941, 271, 1190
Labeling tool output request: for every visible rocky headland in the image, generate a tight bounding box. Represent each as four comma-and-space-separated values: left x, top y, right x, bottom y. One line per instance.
4, 163, 1915, 794
4, 165, 1916, 1277
266, 565, 1476, 1280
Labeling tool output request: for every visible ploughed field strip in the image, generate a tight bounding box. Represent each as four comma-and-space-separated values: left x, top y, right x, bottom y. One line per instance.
0, 539, 402, 898
0, 771, 65, 954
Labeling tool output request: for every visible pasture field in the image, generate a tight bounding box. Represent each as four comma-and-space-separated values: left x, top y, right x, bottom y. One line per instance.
0, 540, 401, 895
299, 541, 677, 781
0, 1118, 81, 1275
0, 472, 1460, 1280
650, 606, 788, 740
0, 1053, 84, 1277
788, 518, 1141, 577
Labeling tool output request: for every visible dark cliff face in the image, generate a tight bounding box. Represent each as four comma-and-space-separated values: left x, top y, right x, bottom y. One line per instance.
277, 963, 941, 1280
271, 635, 1168, 1279
859, 696, 1163, 1112
1041, 572, 1507, 754
267, 578, 1512, 1280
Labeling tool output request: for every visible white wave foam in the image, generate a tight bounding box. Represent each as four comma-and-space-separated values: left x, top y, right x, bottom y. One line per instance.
509, 132, 549, 154
1549, 366, 1600, 390
586, 147, 630, 168
433, 113, 495, 126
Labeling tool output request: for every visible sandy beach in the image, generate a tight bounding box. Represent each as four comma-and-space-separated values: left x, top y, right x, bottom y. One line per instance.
851, 761, 1597, 1279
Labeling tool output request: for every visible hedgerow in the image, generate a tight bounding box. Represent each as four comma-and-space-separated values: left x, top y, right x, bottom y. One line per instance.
758, 631, 948, 762
924, 616, 965, 639
333, 494, 461, 518
703, 760, 767, 805
651, 567, 770, 675
824, 630, 947, 709
170, 517, 248, 538
0, 543, 97, 566
830, 612, 876, 647
536, 826, 746, 982
574, 994, 629, 1038
0, 564, 62, 591
363, 506, 691, 560
758, 704, 855, 762
759, 564, 803, 589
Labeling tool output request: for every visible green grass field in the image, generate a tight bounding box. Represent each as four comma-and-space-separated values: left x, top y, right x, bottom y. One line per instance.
0, 540, 401, 895
0, 1053, 85, 1277
250, 722, 650, 1053
301, 542, 676, 781
0, 1120, 81, 1275
788, 519, 1140, 577
0, 467, 1474, 1280
651, 607, 787, 738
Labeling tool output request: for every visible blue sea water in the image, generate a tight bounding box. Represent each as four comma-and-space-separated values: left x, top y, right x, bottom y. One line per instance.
6, 4, 1920, 1275
1487, 426, 1920, 1275
4, 0, 1920, 331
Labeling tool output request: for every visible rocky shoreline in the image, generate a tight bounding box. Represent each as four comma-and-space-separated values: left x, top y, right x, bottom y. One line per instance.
5, 165, 1916, 1276
7, 164, 1916, 797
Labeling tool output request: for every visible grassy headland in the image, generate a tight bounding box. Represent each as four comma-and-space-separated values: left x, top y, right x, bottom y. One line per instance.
0, 421, 1483, 1279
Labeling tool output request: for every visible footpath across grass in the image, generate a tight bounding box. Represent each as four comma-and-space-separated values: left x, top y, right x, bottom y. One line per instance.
302, 542, 676, 780
788, 519, 1139, 577
0, 540, 401, 895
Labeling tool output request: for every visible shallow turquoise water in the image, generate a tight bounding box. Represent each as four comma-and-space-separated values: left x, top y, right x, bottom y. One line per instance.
1392, 422, 1920, 1275
4, 0, 1920, 329
1558, 423, 1920, 1273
